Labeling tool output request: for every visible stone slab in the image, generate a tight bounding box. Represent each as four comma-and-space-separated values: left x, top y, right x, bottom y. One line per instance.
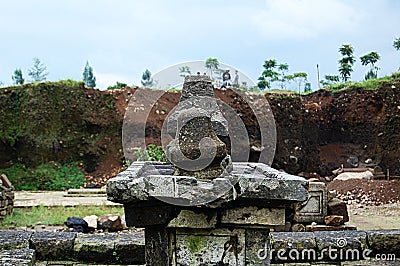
314, 231, 368, 261
0, 249, 35, 266
74, 233, 145, 264
30, 232, 76, 260
220, 206, 285, 227
306, 225, 357, 232
270, 232, 317, 262
366, 229, 400, 256
107, 162, 309, 207
0, 230, 33, 250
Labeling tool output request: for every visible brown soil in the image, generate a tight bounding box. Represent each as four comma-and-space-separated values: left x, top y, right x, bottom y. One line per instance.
1, 77, 400, 198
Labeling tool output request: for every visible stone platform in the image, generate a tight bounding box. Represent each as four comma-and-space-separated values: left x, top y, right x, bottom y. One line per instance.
107, 161, 315, 265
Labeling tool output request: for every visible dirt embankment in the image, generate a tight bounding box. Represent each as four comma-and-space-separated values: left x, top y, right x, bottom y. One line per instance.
1, 78, 400, 185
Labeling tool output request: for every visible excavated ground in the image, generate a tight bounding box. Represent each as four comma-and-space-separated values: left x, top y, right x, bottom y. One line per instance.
1, 77, 400, 204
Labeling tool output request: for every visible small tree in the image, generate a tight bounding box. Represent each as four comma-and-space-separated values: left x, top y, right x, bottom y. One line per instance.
320, 75, 340, 87
141, 69, 154, 87
277, 63, 289, 89
257, 59, 279, 90
293, 72, 308, 95
82, 61, 96, 88
205, 58, 220, 80
338, 44, 355, 82
12, 68, 24, 85
28, 58, 48, 82
304, 82, 312, 93
360, 51, 380, 80
393, 37, 400, 70
179, 66, 191, 77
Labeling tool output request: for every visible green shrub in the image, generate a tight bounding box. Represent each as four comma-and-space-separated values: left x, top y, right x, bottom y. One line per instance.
1, 162, 86, 191
134, 144, 167, 162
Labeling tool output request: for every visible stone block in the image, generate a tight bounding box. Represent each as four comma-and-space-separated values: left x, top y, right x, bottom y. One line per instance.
0, 249, 35, 266
366, 230, 400, 256
314, 231, 367, 261
74, 234, 116, 263
270, 232, 317, 262
220, 206, 285, 227
245, 229, 271, 265
0, 230, 33, 250
168, 209, 217, 228
294, 182, 327, 224
114, 233, 145, 264
74, 232, 145, 264
30, 232, 76, 260
328, 198, 349, 223
174, 229, 246, 266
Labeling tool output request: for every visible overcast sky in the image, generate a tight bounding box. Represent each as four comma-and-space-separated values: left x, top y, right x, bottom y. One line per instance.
1, 0, 399, 90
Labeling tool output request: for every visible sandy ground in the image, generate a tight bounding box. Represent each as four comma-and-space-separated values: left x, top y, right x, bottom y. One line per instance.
347, 202, 400, 230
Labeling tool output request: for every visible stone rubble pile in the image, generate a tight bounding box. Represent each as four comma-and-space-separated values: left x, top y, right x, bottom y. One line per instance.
0, 174, 14, 219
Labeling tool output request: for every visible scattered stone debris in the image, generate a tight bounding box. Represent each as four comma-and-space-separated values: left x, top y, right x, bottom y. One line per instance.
64, 217, 89, 233
97, 214, 124, 231
327, 179, 400, 205
65, 214, 125, 233
324, 215, 344, 226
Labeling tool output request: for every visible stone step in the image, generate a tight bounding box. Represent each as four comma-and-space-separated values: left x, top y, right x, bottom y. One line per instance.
66, 188, 106, 196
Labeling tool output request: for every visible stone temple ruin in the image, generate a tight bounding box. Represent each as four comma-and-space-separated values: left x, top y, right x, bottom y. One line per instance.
107, 75, 341, 265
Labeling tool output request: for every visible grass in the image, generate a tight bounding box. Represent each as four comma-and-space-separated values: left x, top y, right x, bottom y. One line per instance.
0, 205, 124, 229
324, 72, 400, 92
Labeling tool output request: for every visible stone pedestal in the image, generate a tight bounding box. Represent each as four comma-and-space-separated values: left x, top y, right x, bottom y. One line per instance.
107, 162, 309, 265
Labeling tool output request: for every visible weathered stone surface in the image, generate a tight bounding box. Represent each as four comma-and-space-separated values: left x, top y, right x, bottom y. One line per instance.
74, 232, 145, 264
306, 225, 357, 232
0, 230, 32, 250
74, 234, 116, 263
294, 182, 327, 224
314, 231, 367, 261
145, 226, 170, 266
271, 232, 317, 262
97, 214, 123, 231
0, 249, 35, 266
106, 162, 149, 203
328, 198, 349, 223
83, 215, 98, 231
168, 209, 217, 228
245, 229, 271, 265
174, 229, 245, 266
221, 206, 285, 227
64, 217, 89, 233
30, 232, 76, 260
0, 174, 14, 219
291, 223, 306, 232
324, 215, 344, 226
166, 75, 228, 137
114, 233, 146, 264
107, 162, 309, 207
366, 230, 400, 256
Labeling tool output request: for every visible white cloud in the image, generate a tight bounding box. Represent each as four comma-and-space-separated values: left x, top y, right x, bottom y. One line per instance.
252, 0, 365, 40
